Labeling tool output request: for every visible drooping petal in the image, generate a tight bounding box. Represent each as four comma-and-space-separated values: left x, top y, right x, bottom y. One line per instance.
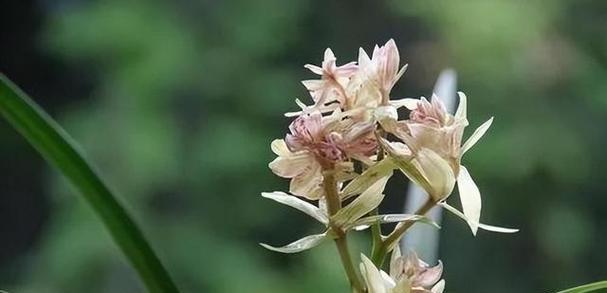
439, 202, 519, 233
360, 254, 390, 293
415, 148, 456, 201
347, 214, 439, 231
289, 163, 323, 199
332, 175, 390, 227
461, 117, 493, 155
456, 165, 482, 235
260, 232, 327, 253
430, 280, 445, 293
261, 192, 328, 225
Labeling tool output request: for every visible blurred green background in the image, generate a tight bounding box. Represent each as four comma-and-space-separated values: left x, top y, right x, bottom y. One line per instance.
1, 0, 606, 292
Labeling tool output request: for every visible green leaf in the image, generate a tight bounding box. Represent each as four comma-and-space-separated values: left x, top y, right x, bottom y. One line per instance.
555, 281, 607, 293
0, 74, 180, 293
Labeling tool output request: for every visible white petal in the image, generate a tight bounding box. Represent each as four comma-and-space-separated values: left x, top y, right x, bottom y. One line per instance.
268, 141, 313, 178
260, 232, 327, 253
431, 280, 446, 293
358, 48, 372, 68
439, 203, 518, 233
416, 148, 456, 201
270, 139, 290, 156
360, 254, 389, 293
304, 64, 323, 75
374, 105, 399, 122
455, 91, 467, 121
324, 48, 336, 61
261, 192, 328, 225
389, 97, 419, 110
289, 163, 323, 199
332, 175, 390, 227
347, 214, 439, 231
461, 117, 493, 155
301, 80, 324, 91
457, 165, 482, 235
392, 64, 408, 89
389, 245, 402, 278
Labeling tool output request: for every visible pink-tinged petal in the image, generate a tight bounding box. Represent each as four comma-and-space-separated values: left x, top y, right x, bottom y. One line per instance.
381, 39, 400, 89
456, 165, 482, 235
335, 61, 359, 76
414, 261, 443, 288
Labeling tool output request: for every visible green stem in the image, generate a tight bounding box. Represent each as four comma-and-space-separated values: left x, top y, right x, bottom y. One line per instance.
323, 171, 365, 293
370, 128, 386, 262
371, 198, 435, 267
369, 208, 382, 261
0, 74, 180, 293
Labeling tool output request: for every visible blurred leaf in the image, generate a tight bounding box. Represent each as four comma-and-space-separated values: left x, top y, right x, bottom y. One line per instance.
0, 74, 180, 293
555, 280, 607, 293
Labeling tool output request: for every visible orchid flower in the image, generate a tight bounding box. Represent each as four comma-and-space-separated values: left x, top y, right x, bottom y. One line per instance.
380, 92, 517, 235
301, 48, 358, 111
360, 247, 445, 293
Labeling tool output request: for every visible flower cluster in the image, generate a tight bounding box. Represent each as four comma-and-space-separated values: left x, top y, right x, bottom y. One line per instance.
262, 39, 517, 292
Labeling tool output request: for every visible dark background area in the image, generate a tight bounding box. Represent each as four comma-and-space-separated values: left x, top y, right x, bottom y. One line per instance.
1, 0, 606, 292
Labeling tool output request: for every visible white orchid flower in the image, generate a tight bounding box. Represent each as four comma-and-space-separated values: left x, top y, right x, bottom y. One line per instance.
382, 92, 517, 235
360, 247, 445, 293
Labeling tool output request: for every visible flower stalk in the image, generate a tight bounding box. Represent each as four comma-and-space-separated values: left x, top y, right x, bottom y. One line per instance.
371, 198, 435, 267
323, 171, 365, 292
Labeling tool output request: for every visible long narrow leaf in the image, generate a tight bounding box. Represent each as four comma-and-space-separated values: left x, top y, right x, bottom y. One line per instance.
0, 74, 180, 293
555, 281, 607, 293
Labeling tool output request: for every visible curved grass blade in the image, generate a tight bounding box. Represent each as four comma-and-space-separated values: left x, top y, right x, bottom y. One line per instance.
555, 281, 607, 293
0, 74, 180, 293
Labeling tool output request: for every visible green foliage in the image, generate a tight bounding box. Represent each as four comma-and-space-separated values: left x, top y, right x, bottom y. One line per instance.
0, 75, 179, 293
556, 281, 607, 293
